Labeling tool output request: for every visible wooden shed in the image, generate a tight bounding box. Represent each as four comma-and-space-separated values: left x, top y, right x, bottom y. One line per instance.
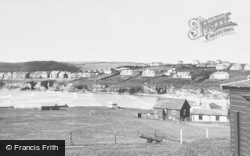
153, 98, 190, 121
41, 102, 68, 110
221, 80, 250, 156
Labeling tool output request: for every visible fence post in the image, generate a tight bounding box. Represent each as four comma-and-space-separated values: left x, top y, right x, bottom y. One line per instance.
206, 129, 209, 139
114, 131, 117, 144
180, 129, 183, 144
155, 129, 157, 140
70, 132, 73, 146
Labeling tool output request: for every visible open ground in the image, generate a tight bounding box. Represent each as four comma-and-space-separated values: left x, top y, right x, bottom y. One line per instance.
0, 106, 230, 155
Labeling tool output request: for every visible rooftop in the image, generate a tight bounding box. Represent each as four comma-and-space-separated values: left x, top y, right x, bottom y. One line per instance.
221, 79, 250, 90
153, 98, 189, 110
191, 108, 228, 116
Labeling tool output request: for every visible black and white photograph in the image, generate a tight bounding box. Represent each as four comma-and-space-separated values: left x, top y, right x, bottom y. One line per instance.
0, 0, 249, 156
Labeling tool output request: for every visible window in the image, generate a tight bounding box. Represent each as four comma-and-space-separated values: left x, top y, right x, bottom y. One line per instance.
172, 110, 176, 115
183, 109, 186, 116
216, 116, 219, 121
199, 115, 203, 120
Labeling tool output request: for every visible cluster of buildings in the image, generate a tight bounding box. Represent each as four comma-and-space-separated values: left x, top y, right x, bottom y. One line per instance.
136, 62, 163, 67
135, 98, 228, 123
0, 69, 113, 80
119, 68, 192, 79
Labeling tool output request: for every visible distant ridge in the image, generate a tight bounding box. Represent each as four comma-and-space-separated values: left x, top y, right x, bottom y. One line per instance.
0, 61, 80, 72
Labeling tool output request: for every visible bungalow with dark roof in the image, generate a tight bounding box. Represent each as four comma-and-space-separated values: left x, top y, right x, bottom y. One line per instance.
153, 98, 191, 121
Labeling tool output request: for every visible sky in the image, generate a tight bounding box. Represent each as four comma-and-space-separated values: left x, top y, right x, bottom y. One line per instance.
0, 0, 249, 63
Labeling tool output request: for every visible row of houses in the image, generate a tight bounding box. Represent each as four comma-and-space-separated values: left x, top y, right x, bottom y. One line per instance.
136, 62, 163, 67
216, 63, 250, 70
136, 98, 228, 122
120, 68, 192, 79
0, 71, 93, 80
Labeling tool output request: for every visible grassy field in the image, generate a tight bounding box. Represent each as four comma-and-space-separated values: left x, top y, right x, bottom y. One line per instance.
0, 106, 230, 155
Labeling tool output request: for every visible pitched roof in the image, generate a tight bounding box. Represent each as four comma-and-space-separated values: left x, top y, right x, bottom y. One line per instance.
191, 108, 228, 116
209, 103, 222, 109
221, 79, 250, 90
153, 98, 188, 110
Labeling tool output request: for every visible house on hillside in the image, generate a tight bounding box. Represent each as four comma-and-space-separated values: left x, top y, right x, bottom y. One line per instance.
137, 64, 146, 68
221, 80, 250, 156
209, 103, 222, 109
173, 71, 191, 79
0, 73, 5, 79
3, 72, 12, 79
12, 72, 28, 79
215, 60, 222, 64
196, 63, 206, 67
164, 68, 176, 76
244, 64, 250, 70
142, 69, 155, 77
49, 70, 60, 79
58, 71, 67, 79
190, 108, 228, 122
153, 98, 191, 121
116, 67, 130, 71
120, 69, 133, 76
209, 71, 229, 80
149, 62, 162, 66
230, 64, 242, 70
216, 64, 230, 70
30, 71, 48, 79
103, 69, 112, 75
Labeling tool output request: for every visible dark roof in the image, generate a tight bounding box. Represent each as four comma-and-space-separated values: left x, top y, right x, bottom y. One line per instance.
209, 103, 222, 109
191, 108, 228, 116
221, 79, 250, 90
153, 98, 188, 110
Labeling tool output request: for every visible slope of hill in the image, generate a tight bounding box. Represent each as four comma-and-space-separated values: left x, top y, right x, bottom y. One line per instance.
0, 61, 80, 72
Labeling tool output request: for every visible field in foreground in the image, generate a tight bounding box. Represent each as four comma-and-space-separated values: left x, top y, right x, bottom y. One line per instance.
0, 107, 230, 156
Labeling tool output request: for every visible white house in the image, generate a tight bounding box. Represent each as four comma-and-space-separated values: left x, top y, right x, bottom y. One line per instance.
116, 67, 130, 71
209, 71, 229, 80
12, 72, 27, 79
164, 68, 176, 76
3, 72, 12, 79
196, 63, 206, 67
215, 60, 222, 64
216, 64, 229, 70
142, 69, 155, 77
149, 62, 162, 66
230, 64, 242, 70
0, 72, 5, 79
173, 71, 191, 79
49, 71, 60, 79
103, 69, 112, 75
120, 69, 133, 76
244, 64, 250, 70
191, 108, 228, 122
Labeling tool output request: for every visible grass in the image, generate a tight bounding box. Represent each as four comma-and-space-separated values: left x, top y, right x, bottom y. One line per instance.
0, 106, 230, 156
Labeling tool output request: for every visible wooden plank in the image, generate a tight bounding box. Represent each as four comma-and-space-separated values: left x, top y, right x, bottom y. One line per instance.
233, 111, 239, 156
230, 105, 248, 113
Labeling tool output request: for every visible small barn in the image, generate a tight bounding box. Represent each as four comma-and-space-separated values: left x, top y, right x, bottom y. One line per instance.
153, 98, 191, 121
221, 79, 250, 156
191, 108, 228, 122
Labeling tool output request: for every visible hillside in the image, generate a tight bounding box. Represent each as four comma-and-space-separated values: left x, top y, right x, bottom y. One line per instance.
0, 61, 80, 72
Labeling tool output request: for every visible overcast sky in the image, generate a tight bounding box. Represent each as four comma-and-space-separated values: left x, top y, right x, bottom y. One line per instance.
0, 0, 249, 63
